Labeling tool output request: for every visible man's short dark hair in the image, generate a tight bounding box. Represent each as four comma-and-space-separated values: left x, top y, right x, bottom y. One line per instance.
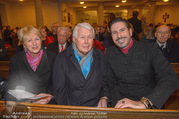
132, 11, 139, 17
108, 17, 131, 33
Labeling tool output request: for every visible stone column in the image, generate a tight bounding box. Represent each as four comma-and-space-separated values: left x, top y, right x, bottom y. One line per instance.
98, 2, 104, 26
58, 0, 62, 26
0, 4, 8, 26
34, 0, 43, 27
149, 0, 156, 24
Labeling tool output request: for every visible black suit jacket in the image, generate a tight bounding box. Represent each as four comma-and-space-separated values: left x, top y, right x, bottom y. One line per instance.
53, 45, 110, 106
159, 39, 179, 63
6, 49, 56, 101
47, 41, 71, 54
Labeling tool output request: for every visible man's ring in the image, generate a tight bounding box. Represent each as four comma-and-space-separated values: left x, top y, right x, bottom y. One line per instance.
122, 101, 125, 104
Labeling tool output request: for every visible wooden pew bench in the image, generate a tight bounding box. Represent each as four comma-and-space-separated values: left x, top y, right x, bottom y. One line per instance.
5, 47, 16, 61
0, 61, 10, 79
0, 101, 179, 119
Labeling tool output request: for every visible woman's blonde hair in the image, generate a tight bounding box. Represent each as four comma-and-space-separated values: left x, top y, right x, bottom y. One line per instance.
17, 25, 41, 44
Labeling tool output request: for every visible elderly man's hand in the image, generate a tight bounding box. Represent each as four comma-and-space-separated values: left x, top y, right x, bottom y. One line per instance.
115, 98, 147, 109
97, 96, 107, 108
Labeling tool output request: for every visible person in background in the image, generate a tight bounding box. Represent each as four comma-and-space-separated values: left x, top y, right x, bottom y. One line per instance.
128, 11, 142, 39
44, 26, 50, 34
103, 26, 114, 48
173, 26, 179, 42
6, 25, 56, 104
141, 15, 147, 39
47, 27, 71, 54
0, 31, 7, 61
155, 25, 179, 63
106, 17, 179, 109
93, 38, 105, 53
93, 27, 105, 53
94, 26, 100, 41
99, 26, 106, 42
39, 26, 54, 48
141, 26, 156, 42
48, 23, 58, 42
3, 26, 13, 46
53, 22, 110, 107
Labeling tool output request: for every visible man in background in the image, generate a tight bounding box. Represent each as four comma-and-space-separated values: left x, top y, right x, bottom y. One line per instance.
47, 27, 71, 54
128, 11, 142, 40
155, 25, 179, 63
48, 23, 58, 42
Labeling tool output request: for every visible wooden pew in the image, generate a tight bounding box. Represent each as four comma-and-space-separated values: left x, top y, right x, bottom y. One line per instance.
170, 63, 179, 98
0, 61, 9, 79
165, 63, 179, 109
0, 101, 179, 119
5, 47, 16, 61
171, 63, 179, 77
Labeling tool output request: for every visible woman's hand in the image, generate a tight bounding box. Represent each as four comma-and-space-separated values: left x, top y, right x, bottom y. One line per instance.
33, 93, 53, 104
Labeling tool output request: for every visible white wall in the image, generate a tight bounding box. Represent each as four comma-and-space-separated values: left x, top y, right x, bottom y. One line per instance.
1, 1, 179, 29
4, 3, 36, 28
1, 1, 60, 29
42, 2, 59, 29
154, 4, 179, 25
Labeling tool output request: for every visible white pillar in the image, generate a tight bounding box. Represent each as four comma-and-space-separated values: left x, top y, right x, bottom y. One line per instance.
34, 0, 43, 27
58, 0, 62, 26
149, 1, 156, 24
0, 4, 8, 26
98, 2, 104, 26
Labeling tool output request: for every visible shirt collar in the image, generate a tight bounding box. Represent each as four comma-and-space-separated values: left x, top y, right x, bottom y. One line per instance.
156, 40, 167, 49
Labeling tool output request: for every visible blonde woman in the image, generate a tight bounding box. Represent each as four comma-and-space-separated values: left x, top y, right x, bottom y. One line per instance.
6, 25, 56, 104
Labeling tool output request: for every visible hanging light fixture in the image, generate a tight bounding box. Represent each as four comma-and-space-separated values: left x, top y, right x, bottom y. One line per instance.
83, 6, 87, 8
19, 0, 24, 1
80, 2, 84, 4
122, 0, 126, 3
115, 5, 120, 8
163, 0, 169, 2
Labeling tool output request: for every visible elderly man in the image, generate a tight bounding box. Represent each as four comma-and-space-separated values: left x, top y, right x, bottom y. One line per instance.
47, 27, 71, 54
155, 25, 179, 63
53, 23, 110, 107
106, 17, 179, 109
48, 23, 58, 42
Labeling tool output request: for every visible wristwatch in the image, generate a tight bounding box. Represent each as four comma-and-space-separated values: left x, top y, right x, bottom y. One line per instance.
140, 97, 152, 109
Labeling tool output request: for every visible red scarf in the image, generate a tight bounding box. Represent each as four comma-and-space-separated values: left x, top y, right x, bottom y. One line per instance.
26, 49, 43, 71
120, 38, 133, 54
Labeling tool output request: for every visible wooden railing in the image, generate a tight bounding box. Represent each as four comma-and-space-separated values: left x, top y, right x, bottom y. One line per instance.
0, 101, 179, 119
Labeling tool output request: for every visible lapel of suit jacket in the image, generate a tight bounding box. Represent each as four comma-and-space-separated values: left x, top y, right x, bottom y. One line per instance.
54, 42, 60, 54
35, 50, 51, 76
166, 39, 172, 56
